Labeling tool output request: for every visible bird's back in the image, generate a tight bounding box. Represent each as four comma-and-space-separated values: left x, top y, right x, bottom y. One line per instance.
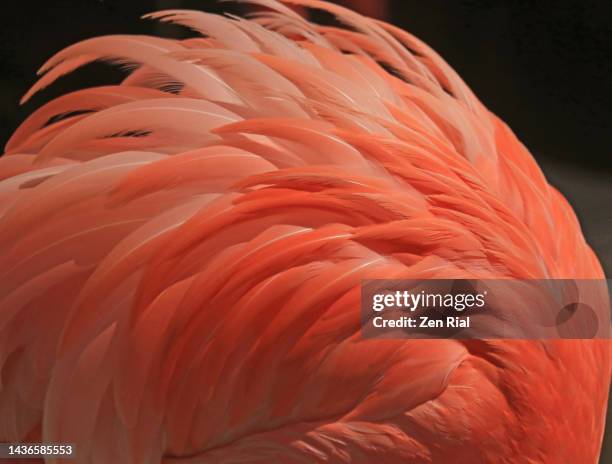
0, 1, 609, 462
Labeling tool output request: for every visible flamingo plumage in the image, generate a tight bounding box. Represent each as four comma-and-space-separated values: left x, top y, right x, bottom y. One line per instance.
0, 0, 609, 462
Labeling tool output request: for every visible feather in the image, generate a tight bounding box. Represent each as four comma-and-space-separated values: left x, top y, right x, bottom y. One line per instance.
7, 86, 169, 153
22, 35, 241, 105
143, 10, 259, 53
214, 118, 370, 167
35, 98, 241, 162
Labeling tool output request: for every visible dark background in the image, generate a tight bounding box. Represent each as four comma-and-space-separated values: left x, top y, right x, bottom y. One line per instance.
0, 0, 610, 460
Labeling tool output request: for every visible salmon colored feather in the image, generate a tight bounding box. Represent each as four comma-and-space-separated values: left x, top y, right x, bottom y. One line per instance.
0, 1, 609, 463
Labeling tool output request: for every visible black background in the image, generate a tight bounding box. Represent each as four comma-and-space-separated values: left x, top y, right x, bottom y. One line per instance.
0, 0, 610, 460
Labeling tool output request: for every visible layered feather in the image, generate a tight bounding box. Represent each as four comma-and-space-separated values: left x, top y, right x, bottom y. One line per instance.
0, 1, 608, 463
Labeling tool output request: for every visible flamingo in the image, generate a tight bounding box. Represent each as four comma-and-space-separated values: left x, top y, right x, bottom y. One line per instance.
0, 0, 609, 462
